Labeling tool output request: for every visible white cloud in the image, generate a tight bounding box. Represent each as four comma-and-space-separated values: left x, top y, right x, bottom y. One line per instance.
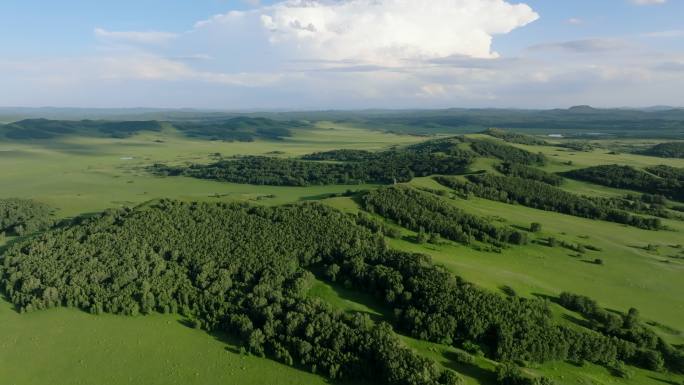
3, 0, 682, 109
94, 28, 179, 45
567, 18, 583, 25
630, 0, 667, 5
196, 0, 539, 65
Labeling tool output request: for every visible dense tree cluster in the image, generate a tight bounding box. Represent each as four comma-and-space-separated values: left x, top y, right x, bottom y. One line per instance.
469, 140, 546, 165
2, 200, 660, 379
172, 117, 302, 142
434, 175, 662, 230
645, 165, 684, 182
303, 149, 376, 161
556, 141, 595, 152
0, 117, 301, 141
641, 142, 684, 159
1, 119, 163, 139
558, 292, 684, 373
1, 201, 462, 385
563, 164, 683, 201
495, 163, 564, 186
599, 194, 679, 220
152, 139, 475, 186
361, 185, 528, 247
482, 128, 548, 146
0, 198, 55, 236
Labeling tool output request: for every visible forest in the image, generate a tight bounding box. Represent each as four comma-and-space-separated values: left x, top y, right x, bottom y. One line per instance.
563, 165, 684, 201
495, 163, 564, 186
5, 200, 682, 384
482, 128, 549, 146
468, 140, 547, 165
557, 292, 684, 372
434, 174, 663, 230
360, 185, 528, 247
0, 119, 163, 139
171, 117, 304, 141
0, 198, 54, 236
151, 139, 475, 186
641, 142, 684, 159
0, 117, 304, 141
645, 165, 684, 182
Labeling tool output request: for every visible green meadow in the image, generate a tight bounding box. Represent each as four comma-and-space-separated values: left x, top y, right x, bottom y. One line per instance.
1, 125, 683, 385
0, 122, 420, 217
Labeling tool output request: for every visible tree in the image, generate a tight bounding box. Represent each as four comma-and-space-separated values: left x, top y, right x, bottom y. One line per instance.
530, 223, 543, 233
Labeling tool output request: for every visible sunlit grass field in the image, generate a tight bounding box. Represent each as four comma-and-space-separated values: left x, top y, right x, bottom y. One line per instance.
1, 126, 683, 385
0, 122, 420, 217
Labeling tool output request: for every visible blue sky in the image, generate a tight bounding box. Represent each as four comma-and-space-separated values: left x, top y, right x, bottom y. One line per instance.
1, 0, 682, 109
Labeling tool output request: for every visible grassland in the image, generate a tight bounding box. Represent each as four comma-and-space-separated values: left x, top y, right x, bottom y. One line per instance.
0, 122, 421, 217
1, 125, 684, 385
0, 297, 333, 385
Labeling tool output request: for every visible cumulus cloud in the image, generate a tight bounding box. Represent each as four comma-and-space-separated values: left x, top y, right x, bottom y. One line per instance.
4, 0, 682, 109
197, 0, 539, 64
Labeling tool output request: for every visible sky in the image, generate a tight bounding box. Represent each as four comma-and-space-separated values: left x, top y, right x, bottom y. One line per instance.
0, 0, 683, 110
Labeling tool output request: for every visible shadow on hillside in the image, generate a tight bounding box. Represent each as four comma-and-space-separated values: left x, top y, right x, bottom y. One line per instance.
647, 376, 681, 385
442, 351, 498, 385
176, 318, 372, 385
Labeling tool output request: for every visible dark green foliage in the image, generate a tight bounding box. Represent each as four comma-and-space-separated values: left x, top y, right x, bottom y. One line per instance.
556, 141, 595, 152
354, 212, 402, 239
361, 185, 527, 247
483, 129, 548, 146
0, 200, 641, 376
1, 119, 162, 139
496, 163, 563, 186
172, 117, 302, 141
0, 198, 54, 236
469, 140, 546, 165
153, 156, 383, 186
563, 165, 683, 201
435, 174, 662, 230
0, 117, 299, 141
152, 139, 475, 187
530, 223, 543, 233
452, 351, 475, 364
641, 142, 684, 158
303, 149, 377, 161
557, 292, 683, 373
496, 363, 530, 385
645, 165, 684, 182
336, 107, 684, 137
1, 201, 459, 385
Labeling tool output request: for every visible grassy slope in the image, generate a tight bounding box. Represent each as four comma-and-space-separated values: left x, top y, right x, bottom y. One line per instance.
2, 127, 684, 385
0, 298, 335, 385
0, 122, 420, 217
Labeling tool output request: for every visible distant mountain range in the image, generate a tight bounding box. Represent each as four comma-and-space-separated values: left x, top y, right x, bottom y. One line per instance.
1, 106, 683, 138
